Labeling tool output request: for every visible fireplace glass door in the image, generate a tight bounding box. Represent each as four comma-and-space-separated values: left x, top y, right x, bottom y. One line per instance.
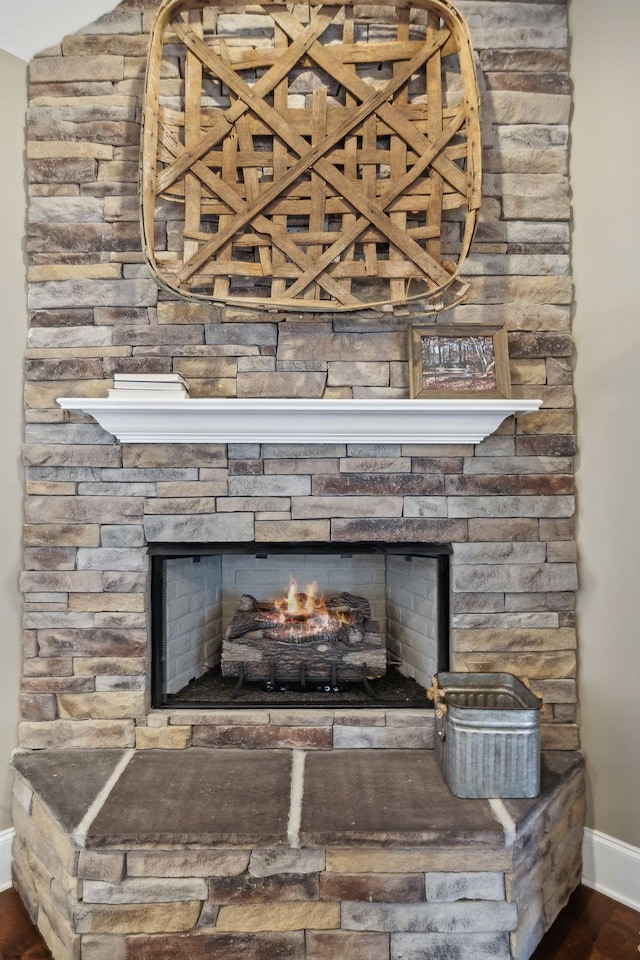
151, 542, 450, 709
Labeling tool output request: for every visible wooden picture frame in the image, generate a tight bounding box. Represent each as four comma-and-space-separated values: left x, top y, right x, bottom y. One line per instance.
408, 324, 511, 399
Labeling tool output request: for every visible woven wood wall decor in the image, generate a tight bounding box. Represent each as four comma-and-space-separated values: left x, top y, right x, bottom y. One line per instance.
141, 0, 482, 312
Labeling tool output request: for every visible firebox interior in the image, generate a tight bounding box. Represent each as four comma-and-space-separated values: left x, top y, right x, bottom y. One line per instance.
151, 542, 450, 709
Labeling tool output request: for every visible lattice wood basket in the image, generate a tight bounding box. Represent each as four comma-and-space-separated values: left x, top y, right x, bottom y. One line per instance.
141, 0, 482, 312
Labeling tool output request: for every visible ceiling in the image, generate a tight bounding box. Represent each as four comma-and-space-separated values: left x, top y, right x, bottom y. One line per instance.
2, 0, 117, 61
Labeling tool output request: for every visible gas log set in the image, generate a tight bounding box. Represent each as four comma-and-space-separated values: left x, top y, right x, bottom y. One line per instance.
222, 577, 386, 692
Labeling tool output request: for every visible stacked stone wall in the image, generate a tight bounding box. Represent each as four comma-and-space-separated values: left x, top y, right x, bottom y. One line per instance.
21, 0, 577, 751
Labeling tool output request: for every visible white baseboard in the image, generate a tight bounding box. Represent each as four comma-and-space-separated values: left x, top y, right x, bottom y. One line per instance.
582, 826, 640, 911
0, 827, 14, 892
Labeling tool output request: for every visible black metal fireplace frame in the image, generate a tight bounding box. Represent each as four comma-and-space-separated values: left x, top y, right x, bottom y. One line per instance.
150, 541, 451, 710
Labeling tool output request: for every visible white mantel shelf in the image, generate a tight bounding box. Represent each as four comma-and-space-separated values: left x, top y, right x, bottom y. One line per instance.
56, 396, 542, 444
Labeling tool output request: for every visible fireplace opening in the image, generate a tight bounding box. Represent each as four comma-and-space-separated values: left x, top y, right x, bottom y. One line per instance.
150, 542, 450, 709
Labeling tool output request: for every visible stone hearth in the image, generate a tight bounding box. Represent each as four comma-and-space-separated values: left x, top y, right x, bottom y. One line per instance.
12, 749, 584, 960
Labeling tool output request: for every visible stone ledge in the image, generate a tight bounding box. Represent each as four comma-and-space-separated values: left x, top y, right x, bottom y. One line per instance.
12, 748, 583, 851
11, 749, 584, 960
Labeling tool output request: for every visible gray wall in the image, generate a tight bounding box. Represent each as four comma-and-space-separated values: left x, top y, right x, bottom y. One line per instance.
0, 49, 27, 831
571, 0, 640, 848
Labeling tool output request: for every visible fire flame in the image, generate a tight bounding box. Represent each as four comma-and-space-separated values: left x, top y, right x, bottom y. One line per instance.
277, 577, 325, 619
269, 576, 354, 641
262, 576, 358, 643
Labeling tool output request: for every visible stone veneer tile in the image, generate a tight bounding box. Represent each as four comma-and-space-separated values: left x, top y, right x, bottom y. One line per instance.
390, 933, 511, 960
307, 931, 390, 960
12, 802, 76, 884
277, 328, 405, 361
332, 518, 469, 541
320, 872, 425, 902
206, 872, 319, 904
448, 496, 575, 519
229, 476, 311, 497
192, 724, 332, 750
453, 627, 576, 652
122, 444, 226, 468
468, 518, 539, 541
25, 495, 142, 523
78, 849, 126, 883
30, 55, 125, 83
125, 932, 305, 960
453, 542, 547, 564
12, 772, 34, 815
36, 907, 79, 960
143, 513, 254, 542
127, 850, 251, 878
74, 900, 202, 934
452, 563, 578, 593
263, 458, 338, 475
19, 719, 135, 749
445, 475, 574, 496
86, 749, 291, 847
293, 496, 403, 518
402, 498, 448, 518
452, 650, 576, 680
216, 902, 340, 931
341, 900, 518, 933
12, 749, 126, 831
57, 692, 145, 719
268, 710, 334, 727
82, 877, 208, 903
166, 710, 270, 726
215, 497, 292, 512
332, 725, 433, 749
300, 751, 505, 846
248, 850, 325, 877
23, 523, 101, 546
28, 279, 158, 310
36, 628, 146, 658
255, 519, 330, 541
261, 444, 347, 459
78, 936, 127, 960
135, 726, 191, 749
315, 474, 445, 496
333, 710, 385, 726
424, 871, 505, 902
237, 372, 327, 397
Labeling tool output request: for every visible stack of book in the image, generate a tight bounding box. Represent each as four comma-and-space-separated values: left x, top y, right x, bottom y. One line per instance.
108, 373, 189, 399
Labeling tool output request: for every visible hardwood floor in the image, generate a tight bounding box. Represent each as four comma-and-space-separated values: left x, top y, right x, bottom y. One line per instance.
0, 884, 638, 959
0, 889, 51, 960
530, 886, 640, 960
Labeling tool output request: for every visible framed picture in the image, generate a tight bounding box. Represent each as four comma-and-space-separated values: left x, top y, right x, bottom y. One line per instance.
408, 324, 511, 399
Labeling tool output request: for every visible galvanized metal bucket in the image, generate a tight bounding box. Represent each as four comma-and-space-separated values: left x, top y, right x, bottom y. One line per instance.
429, 672, 542, 799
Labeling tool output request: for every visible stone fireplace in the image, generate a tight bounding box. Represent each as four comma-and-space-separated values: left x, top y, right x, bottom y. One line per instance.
13, 0, 584, 957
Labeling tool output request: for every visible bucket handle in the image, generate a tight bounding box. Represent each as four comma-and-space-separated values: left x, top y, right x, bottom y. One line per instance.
427, 675, 448, 718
